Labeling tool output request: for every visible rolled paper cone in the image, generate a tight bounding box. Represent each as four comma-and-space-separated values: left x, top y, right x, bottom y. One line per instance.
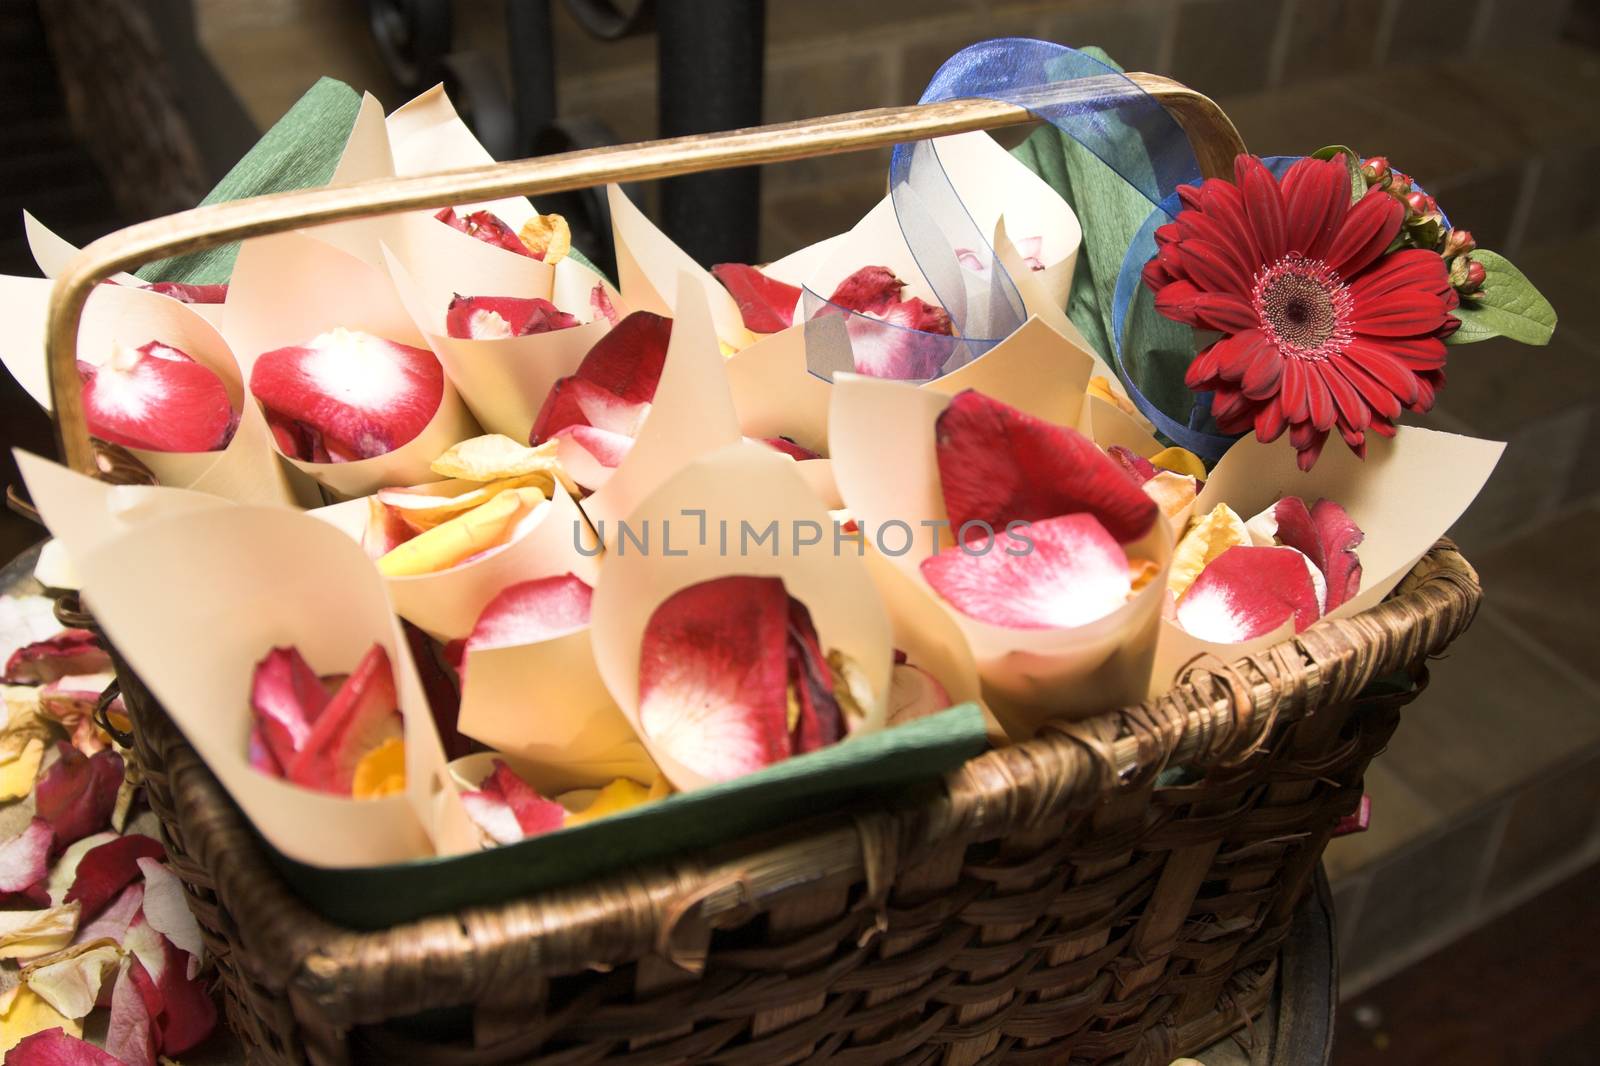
225, 229, 482, 498
578, 272, 744, 547
1148, 425, 1505, 695
23, 212, 142, 287
993, 217, 1111, 384
381, 216, 609, 440
607, 184, 753, 351
457, 629, 659, 793
68, 503, 479, 865
32, 539, 78, 591
0, 274, 59, 410
589, 443, 894, 791
829, 372, 1174, 731
314, 92, 405, 266
387, 85, 537, 230
312, 480, 600, 641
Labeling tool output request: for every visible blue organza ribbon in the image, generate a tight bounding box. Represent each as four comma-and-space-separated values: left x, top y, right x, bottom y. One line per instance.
801, 38, 1236, 453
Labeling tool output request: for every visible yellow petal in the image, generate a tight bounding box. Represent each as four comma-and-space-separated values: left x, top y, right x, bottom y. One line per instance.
379, 474, 560, 533
1150, 446, 1207, 480
352, 737, 406, 799
1087, 375, 1137, 417
1142, 470, 1199, 521
0, 902, 80, 962
0, 686, 55, 762
1128, 557, 1162, 594
377, 487, 545, 577
0, 984, 83, 1052
0, 737, 45, 801
23, 940, 122, 1020
517, 213, 571, 263
1168, 503, 1250, 600
432, 435, 578, 496
561, 777, 656, 827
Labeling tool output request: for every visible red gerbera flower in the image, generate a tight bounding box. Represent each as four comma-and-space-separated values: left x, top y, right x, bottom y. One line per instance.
1144, 154, 1457, 470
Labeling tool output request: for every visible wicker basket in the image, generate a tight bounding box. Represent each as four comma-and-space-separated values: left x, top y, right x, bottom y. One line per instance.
36, 75, 1483, 1065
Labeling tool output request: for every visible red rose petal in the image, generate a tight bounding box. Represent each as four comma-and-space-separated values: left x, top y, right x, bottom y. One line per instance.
1269, 497, 1321, 570
935, 390, 1159, 544
555, 422, 636, 470
572, 310, 672, 405
435, 207, 532, 258
1312, 499, 1364, 611
920, 512, 1132, 629
3, 630, 110, 685
75, 882, 143, 947
445, 295, 579, 340
141, 281, 229, 305
79, 342, 235, 454
761, 436, 822, 462
712, 263, 802, 334
638, 576, 791, 782
827, 266, 903, 314
887, 662, 951, 726
250, 646, 330, 772
465, 574, 593, 654
3, 1028, 123, 1065
590, 284, 620, 326
250, 329, 444, 460
286, 644, 400, 795
107, 957, 162, 1066
150, 937, 217, 1056
63, 835, 166, 920
845, 296, 955, 379
1107, 445, 1156, 485
36, 744, 124, 851
0, 818, 53, 897
785, 597, 843, 754
1176, 544, 1321, 641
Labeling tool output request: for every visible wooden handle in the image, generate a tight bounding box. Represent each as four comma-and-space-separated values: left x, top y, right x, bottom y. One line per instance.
45, 72, 1243, 475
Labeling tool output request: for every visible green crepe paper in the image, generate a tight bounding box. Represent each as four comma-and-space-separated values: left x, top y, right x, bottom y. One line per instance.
267, 703, 989, 929
1009, 47, 1198, 429
138, 76, 604, 284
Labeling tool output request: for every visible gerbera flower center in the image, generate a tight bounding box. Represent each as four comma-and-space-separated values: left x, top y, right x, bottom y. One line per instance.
1251, 254, 1353, 360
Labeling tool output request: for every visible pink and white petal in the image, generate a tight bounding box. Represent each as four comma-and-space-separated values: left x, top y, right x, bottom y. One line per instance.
80, 342, 235, 454
555, 424, 635, 490
286, 645, 401, 796
250, 645, 330, 771
1175, 545, 1321, 641
920, 513, 1132, 630
0, 818, 54, 895
460, 787, 524, 845
466, 575, 593, 654
63, 835, 165, 920
887, 662, 952, 727
136, 858, 204, 978
4, 630, 111, 685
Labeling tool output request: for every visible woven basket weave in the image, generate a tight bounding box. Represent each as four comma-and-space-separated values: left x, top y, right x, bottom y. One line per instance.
35, 76, 1482, 1065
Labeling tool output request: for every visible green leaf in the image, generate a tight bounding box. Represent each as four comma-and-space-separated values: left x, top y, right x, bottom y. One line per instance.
1311, 144, 1366, 203
1444, 249, 1558, 346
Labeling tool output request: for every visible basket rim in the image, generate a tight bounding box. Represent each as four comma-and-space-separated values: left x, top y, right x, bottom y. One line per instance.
126, 538, 1479, 1028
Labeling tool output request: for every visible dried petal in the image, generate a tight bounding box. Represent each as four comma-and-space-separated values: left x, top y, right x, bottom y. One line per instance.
560, 777, 660, 828
79, 342, 234, 454
935, 390, 1159, 544
141, 281, 228, 305
444, 295, 578, 340
0, 821, 53, 900
135, 860, 203, 979
0, 903, 80, 962
1176, 545, 1321, 641
760, 436, 821, 462
44, 834, 116, 909
1150, 446, 1207, 480
286, 645, 401, 795
431, 435, 573, 493
147, 935, 215, 1055
1, 986, 84, 1055
62, 836, 165, 920
250, 329, 444, 461
465, 575, 592, 654
105, 957, 159, 1066
920, 513, 1132, 629
350, 737, 406, 799
516, 212, 572, 263
1168, 503, 1250, 599
376, 486, 545, 577
886, 662, 951, 727
2, 1026, 117, 1063
638, 576, 792, 782
711, 263, 802, 334
785, 598, 843, 755
73, 884, 141, 948
1311, 499, 1364, 611
435, 207, 531, 257
249, 646, 329, 772
4, 632, 110, 686
35, 747, 123, 852
22, 941, 122, 1021
1142, 470, 1199, 521
0, 739, 46, 803
590, 284, 620, 326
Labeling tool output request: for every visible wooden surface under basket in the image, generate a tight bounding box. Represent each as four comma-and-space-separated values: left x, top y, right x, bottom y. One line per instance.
112, 540, 1478, 1065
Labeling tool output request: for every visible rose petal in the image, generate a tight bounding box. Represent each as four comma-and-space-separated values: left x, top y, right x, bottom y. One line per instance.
1150, 447, 1207, 480
1176, 545, 1321, 641
249, 646, 329, 772
79, 342, 235, 454
560, 777, 662, 828
249, 328, 444, 461
760, 436, 822, 462
3, 1026, 119, 1063
435, 207, 531, 257
35, 747, 123, 852
105, 957, 160, 1066
135, 860, 203, 979
431, 434, 572, 490
845, 298, 954, 380
4, 632, 111, 686
827, 266, 903, 314
921, 513, 1132, 629
0, 738, 47, 804
1107, 445, 1156, 484
712, 263, 802, 334
141, 281, 228, 305
149, 936, 217, 1055
375, 487, 545, 577
62, 836, 165, 921
1143, 470, 1199, 520
887, 662, 951, 727
516, 212, 572, 262
22, 942, 123, 1022
73, 883, 142, 948
350, 737, 406, 799
590, 284, 620, 326
785, 598, 843, 755
638, 576, 792, 782
286, 645, 401, 795
0, 902, 80, 962
1312, 499, 1364, 611
570, 311, 673, 406
935, 390, 1159, 544
1168, 503, 1250, 599
465, 574, 593, 654
445, 295, 578, 340
0, 820, 53, 898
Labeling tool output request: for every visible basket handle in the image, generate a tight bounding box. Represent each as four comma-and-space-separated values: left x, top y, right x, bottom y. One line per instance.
44, 72, 1243, 476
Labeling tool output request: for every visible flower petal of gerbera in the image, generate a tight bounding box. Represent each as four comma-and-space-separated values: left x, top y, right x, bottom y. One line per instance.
1349, 289, 1450, 337
1344, 338, 1422, 407
1329, 355, 1403, 420
1323, 188, 1405, 278
1348, 248, 1452, 302
1281, 156, 1350, 259
921, 513, 1131, 629
1235, 154, 1288, 263
1179, 241, 1254, 298
1176, 544, 1321, 641
1278, 358, 1312, 423
934, 390, 1159, 544
1314, 360, 1371, 432
1199, 177, 1263, 269
1239, 333, 1284, 399
638, 576, 792, 782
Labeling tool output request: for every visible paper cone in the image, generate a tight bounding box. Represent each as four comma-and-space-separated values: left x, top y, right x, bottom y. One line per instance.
589, 443, 894, 790
577, 272, 744, 544
829, 369, 1173, 731
223, 229, 481, 498
1149, 426, 1504, 694
311, 479, 600, 640
20, 214, 223, 329
380, 216, 610, 440
387, 84, 536, 231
